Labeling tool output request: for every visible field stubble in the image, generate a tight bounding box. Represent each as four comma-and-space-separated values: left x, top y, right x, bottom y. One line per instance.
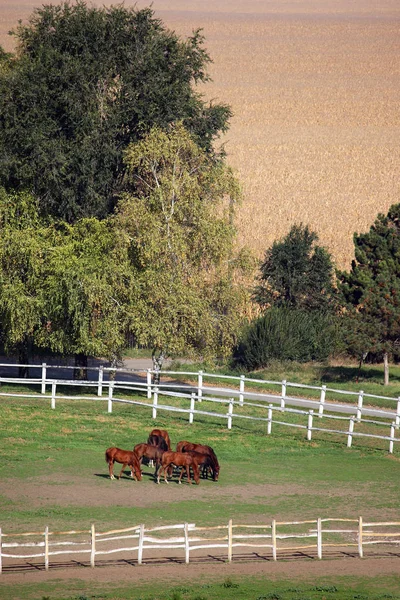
0, 0, 399, 268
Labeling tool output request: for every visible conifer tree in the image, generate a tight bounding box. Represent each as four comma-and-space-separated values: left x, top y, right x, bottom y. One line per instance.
338, 204, 400, 384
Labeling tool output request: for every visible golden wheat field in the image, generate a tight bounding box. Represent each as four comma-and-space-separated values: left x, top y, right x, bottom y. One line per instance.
0, 0, 399, 268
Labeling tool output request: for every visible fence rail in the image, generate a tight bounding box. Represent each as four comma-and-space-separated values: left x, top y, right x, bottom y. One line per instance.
0, 363, 399, 453
1, 516, 399, 572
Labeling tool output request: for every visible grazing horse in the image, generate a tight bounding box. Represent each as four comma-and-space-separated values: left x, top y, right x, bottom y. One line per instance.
176, 441, 220, 481
147, 434, 169, 452
133, 443, 165, 480
157, 451, 200, 485
149, 428, 171, 450
105, 447, 142, 481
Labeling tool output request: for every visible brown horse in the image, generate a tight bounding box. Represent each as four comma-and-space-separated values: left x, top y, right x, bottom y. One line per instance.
105, 447, 142, 481
149, 428, 171, 450
176, 441, 220, 481
157, 451, 200, 485
133, 443, 165, 480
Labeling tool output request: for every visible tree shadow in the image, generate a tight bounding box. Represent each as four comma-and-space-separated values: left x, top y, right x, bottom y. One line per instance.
319, 364, 387, 384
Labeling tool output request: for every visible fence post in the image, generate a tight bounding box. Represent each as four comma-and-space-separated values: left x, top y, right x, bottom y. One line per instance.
138, 524, 145, 565
272, 519, 277, 561
267, 404, 273, 435
239, 376, 245, 406
184, 523, 190, 564
358, 516, 363, 558
41, 363, 47, 394
227, 399, 234, 430
45, 526, 49, 571
228, 519, 233, 563
147, 369, 152, 399
189, 393, 195, 424
396, 397, 400, 429
281, 380, 286, 410
153, 387, 159, 419
97, 366, 104, 397
317, 518, 322, 559
307, 410, 314, 441
0, 527, 2, 574
347, 417, 355, 448
107, 382, 114, 414
51, 382, 56, 410
91, 524, 96, 568
319, 385, 326, 417
357, 391, 364, 422
197, 371, 203, 402
389, 422, 395, 454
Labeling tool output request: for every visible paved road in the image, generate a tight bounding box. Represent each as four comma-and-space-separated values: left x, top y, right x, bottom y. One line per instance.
0, 357, 397, 422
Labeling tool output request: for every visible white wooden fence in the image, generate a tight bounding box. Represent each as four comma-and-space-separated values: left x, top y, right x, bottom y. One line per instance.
0, 362, 399, 453
1, 517, 399, 572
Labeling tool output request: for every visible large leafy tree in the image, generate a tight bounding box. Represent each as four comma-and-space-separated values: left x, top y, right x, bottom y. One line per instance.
254, 224, 336, 313
0, 188, 134, 373
116, 123, 250, 371
338, 204, 400, 384
0, 1, 231, 222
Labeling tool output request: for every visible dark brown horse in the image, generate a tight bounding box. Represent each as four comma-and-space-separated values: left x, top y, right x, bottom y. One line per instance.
133, 443, 165, 480
176, 441, 220, 481
149, 428, 171, 450
157, 451, 200, 485
105, 447, 142, 481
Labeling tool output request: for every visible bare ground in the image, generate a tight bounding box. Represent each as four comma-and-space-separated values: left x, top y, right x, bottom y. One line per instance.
2, 472, 400, 588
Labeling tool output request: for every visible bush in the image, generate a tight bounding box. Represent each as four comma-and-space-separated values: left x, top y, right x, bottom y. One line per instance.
233, 307, 337, 371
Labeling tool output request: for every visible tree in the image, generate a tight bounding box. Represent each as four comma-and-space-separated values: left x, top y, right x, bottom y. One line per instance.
254, 224, 336, 313
0, 1, 231, 222
0, 189, 48, 373
36, 219, 135, 376
337, 204, 400, 385
116, 122, 250, 373
0, 188, 135, 375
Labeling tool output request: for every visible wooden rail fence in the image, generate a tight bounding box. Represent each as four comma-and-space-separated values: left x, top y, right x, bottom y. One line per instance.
0, 362, 399, 453
1, 517, 400, 573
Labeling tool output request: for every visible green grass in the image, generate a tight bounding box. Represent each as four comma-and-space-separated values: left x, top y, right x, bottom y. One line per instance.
1, 574, 400, 600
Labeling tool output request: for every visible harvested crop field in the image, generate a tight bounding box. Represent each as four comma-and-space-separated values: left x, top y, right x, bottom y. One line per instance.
0, 0, 399, 268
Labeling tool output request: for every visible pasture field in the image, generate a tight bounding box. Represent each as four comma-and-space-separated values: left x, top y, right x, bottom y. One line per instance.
1, 393, 400, 598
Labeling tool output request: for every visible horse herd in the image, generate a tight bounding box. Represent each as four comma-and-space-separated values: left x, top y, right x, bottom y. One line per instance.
105, 428, 220, 485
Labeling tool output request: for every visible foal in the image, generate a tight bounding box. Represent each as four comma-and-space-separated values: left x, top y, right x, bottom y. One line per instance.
133, 443, 165, 480
157, 451, 200, 485
105, 447, 142, 481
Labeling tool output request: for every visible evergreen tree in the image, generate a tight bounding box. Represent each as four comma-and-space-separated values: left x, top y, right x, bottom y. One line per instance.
0, 1, 231, 221
254, 224, 336, 313
338, 203, 400, 384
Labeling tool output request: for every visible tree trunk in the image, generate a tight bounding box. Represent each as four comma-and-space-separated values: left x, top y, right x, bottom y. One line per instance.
152, 350, 166, 386
74, 353, 88, 380
18, 344, 30, 378
383, 351, 389, 386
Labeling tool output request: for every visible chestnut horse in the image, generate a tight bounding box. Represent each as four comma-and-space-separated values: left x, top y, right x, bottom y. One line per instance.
133, 443, 165, 479
105, 447, 142, 481
157, 451, 200, 485
149, 428, 171, 450
176, 441, 220, 481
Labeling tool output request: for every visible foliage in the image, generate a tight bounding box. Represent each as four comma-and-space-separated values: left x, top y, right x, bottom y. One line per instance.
0, 188, 134, 364
254, 224, 336, 313
337, 203, 400, 374
0, 1, 231, 222
233, 307, 337, 370
0, 188, 49, 361
116, 123, 250, 363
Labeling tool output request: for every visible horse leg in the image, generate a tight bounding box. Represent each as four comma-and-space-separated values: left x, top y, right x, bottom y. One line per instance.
109, 461, 115, 480
178, 467, 186, 484
193, 464, 200, 484
118, 463, 127, 479
186, 465, 192, 485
